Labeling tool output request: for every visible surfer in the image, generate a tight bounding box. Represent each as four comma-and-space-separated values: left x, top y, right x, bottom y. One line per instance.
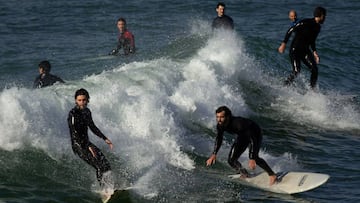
288, 9, 300, 27
278, 6, 327, 89
212, 2, 234, 30
109, 18, 135, 55
67, 88, 113, 185
33, 60, 64, 88
206, 106, 277, 185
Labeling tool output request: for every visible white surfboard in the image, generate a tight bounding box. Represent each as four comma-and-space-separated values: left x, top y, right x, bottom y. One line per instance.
229, 171, 329, 194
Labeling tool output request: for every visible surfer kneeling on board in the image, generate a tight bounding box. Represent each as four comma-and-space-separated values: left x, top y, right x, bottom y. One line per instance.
206, 106, 277, 186
68, 88, 113, 185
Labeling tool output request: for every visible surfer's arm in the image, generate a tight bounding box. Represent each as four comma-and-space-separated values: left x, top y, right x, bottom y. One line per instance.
278, 22, 300, 53
86, 111, 113, 149
311, 32, 320, 64
213, 128, 224, 155
206, 128, 224, 166
87, 111, 107, 140
109, 37, 122, 55
67, 111, 77, 139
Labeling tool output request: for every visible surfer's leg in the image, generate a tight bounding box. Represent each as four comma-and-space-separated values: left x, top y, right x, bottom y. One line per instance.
253, 157, 275, 176
228, 139, 249, 176
303, 53, 318, 88
285, 50, 301, 85
73, 143, 102, 177
88, 143, 111, 183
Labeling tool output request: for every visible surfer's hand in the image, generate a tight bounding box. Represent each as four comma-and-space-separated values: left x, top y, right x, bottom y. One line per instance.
109, 49, 117, 55
105, 139, 113, 150
206, 154, 216, 166
313, 51, 320, 64
278, 42, 286, 53
249, 159, 256, 170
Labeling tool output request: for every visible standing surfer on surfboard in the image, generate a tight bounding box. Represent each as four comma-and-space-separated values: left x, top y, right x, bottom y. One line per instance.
206, 106, 277, 185
278, 7, 327, 89
67, 88, 113, 186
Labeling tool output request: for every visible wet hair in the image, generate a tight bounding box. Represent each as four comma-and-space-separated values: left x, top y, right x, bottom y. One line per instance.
117, 17, 126, 25
74, 88, 90, 100
38, 60, 51, 73
216, 2, 226, 8
313, 6, 326, 17
215, 106, 232, 117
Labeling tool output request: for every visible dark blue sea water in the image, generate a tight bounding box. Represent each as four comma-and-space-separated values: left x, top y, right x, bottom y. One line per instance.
0, 0, 359, 202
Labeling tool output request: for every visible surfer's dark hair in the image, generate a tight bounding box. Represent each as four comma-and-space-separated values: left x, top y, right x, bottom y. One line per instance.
313, 6, 326, 17
216, 2, 226, 8
216, 106, 232, 117
74, 88, 90, 100
38, 60, 51, 73
117, 17, 126, 25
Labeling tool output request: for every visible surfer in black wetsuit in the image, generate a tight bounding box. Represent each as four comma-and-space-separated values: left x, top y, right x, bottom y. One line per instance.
206, 106, 277, 185
212, 2, 234, 30
33, 61, 64, 88
278, 7, 327, 88
68, 88, 113, 185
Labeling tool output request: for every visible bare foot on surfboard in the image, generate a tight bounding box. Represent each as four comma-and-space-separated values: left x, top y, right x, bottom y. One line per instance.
269, 175, 277, 186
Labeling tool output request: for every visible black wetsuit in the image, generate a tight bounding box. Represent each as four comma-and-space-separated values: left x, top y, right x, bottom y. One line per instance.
212, 15, 234, 30
67, 106, 111, 182
213, 116, 275, 176
33, 73, 64, 88
282, 18, 321, 88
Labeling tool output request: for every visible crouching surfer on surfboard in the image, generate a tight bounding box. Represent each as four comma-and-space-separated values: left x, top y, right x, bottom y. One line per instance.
67, 88, 113, 186
206, 106, 277, 185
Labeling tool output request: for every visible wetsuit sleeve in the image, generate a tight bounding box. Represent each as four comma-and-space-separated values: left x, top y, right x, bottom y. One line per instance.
310, 32, 319, 52
67, 110, 77, 145
213, 126, 224, 155
87, 111, 108, 140
282, 21, 303, 43
282, 26, 295, 44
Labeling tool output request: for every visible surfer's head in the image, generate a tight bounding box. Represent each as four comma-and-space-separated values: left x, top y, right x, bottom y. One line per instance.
313, 6, 326, 24
216, 106, 232, 127
38, 60, 51, 74
216, 2, 226, 17
117, 17, 127, 33
288, 10, 297, 22
74, 88, 90, 109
